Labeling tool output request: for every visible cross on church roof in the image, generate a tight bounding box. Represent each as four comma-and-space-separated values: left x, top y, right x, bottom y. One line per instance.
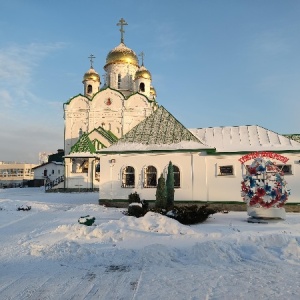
139, 51, 145, 66
88, 54, 95, 68
117, 18, 128, 43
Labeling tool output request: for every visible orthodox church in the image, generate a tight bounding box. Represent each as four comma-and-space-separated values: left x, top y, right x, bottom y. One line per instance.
62, 19, 300, 206
63, 18, 157, 189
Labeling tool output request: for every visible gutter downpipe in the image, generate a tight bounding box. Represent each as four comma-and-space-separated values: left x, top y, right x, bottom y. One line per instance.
190, 152, 194, 201
205, 156, 209, 202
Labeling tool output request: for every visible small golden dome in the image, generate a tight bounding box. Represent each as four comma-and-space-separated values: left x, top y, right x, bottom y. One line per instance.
135, 65, 152, 80
105, 43, 139, 68
150, 86, 156, 96
83, 68, 100, 82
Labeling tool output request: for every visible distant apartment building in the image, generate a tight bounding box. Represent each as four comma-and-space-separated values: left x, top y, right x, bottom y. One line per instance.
0, 162, 37, 188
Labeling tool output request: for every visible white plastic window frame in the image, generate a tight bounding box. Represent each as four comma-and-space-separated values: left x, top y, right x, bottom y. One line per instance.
143, 165, 157, 188
121, 166, 135, 188
276, 164, 293, 175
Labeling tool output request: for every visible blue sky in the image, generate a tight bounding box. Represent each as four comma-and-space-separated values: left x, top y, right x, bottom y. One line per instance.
1, 0, 300, 163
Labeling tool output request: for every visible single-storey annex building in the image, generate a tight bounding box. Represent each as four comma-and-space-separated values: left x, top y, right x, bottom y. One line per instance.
97, 106, 300, 204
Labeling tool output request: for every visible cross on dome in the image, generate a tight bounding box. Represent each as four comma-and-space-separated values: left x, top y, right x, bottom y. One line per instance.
88, 54, 95, 68
139, 51, 145, 66
117, 18, 128, 43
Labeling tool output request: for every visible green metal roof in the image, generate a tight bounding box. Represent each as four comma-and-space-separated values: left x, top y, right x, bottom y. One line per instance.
119, 105, 201, 145
283, 134, 300, 143
70, 126, 119, 154
70, 133, 96, 154
91, 127, 118, 144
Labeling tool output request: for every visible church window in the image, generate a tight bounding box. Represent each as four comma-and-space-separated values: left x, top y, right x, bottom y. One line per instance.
79, 128, 83, 137
173, 165, 181, 188
139, 82, 145, 92
108, 123, 112, 130
122, 166, 135, 188
52, 170, 54, 175
82, 160, 88, 173
275, 164, 292, 175
87, 85, 92, 94
144, 165, 157, 188
71, 158, 88, 173
118, 74, 121, 89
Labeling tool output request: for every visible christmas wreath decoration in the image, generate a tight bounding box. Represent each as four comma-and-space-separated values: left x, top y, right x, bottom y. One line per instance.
241, 158, 290, 209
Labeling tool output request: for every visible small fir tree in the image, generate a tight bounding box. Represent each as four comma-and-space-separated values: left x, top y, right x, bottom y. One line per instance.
155, 173, 167, 209
166, 161, 175, 209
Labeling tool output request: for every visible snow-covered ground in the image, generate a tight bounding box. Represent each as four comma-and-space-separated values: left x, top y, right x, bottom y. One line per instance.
0, 188, 300, 300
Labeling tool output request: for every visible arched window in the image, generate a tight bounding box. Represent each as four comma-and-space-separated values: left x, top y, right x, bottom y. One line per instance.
139, 82, 145, 92
122, 166, 135, 188
87, 85, 92, 94
118, 74, 121, 89
173, 165, 180, 188
144, 165, 157, 188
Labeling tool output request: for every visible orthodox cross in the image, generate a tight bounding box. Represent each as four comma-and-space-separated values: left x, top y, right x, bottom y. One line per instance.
88, 54, 95, 68
117, 18, 128, 43
139, 51, 145, 66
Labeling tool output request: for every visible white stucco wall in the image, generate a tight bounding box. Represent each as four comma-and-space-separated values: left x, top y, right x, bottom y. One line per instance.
64, 157, 99, 189
98, 152, 208, 202
98, 151, 300, 203
64, 89, 154, 155
34, 163, 64, 181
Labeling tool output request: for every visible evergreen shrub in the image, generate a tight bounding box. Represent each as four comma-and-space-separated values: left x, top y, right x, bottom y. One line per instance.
166, 205, 217, 225
17, 205, 31, 211
127, 203, 144, 218
155, 174, 167, 209
166, 161, 175, 209
128, 204, 217, 224
128, 192, 141, 204
78, 215, 95, 226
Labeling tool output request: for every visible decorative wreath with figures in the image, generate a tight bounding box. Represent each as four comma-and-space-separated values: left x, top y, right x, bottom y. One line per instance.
241, 157, 290, 208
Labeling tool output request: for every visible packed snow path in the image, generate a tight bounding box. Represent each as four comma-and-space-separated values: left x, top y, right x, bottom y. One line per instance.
0, 188, 300, 299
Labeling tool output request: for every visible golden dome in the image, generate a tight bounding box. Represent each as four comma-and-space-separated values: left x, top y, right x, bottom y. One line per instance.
135, 65, 152, 80
150, 86, 157, 97
105, 43, 139, 68
83, 68, 100, 82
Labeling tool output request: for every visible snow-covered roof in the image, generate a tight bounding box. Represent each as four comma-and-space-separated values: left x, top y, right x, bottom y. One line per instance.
32, 161, 64, 170
99, 106, 213, 153
101, 141, 213, 152
190, 125, 300, 152
64, 152, 98, 158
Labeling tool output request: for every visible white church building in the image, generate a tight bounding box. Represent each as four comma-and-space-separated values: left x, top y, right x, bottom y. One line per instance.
62, 19, 300, 205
